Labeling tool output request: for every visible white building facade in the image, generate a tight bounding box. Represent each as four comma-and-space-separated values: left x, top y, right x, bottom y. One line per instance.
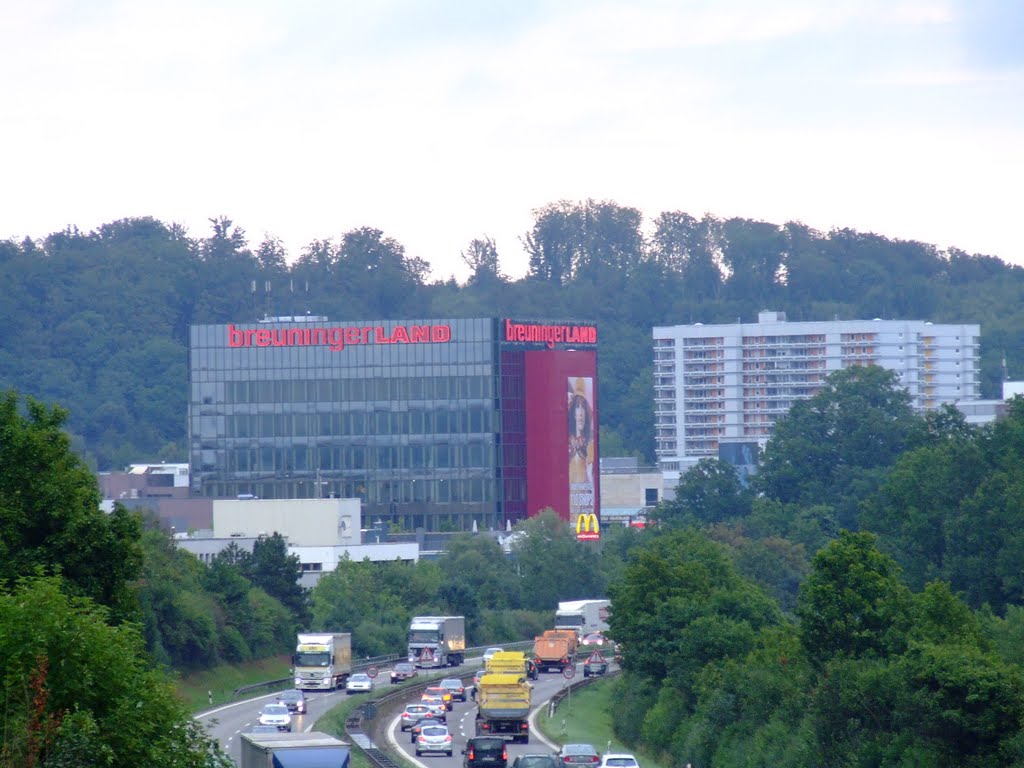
653, 311, 981, 473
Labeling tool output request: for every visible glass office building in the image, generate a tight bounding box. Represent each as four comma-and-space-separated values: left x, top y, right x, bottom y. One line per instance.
189, 317, 599, 532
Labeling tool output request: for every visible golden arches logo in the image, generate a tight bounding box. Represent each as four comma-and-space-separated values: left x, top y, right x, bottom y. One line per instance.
576, 513, 600, 540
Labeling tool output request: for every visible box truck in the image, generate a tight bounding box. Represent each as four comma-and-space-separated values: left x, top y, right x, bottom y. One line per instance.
407, 616, 466, 667
293, 633, 352, 691
554, 599, 610, 639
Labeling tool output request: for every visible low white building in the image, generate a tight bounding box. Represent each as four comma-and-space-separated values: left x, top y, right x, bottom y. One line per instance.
175, 498, 418, 586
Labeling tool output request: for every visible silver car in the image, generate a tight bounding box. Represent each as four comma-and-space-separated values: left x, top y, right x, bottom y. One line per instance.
257, 703, 292, 732
415, 724, 453, 756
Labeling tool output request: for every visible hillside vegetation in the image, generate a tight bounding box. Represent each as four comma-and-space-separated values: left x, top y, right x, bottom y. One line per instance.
3, 202, 1023, 469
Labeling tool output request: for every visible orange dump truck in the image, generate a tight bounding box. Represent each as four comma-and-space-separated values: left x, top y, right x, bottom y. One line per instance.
532, 629, 577, 673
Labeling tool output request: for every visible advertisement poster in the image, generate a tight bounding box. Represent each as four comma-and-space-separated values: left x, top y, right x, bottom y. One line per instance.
568, 376, 598, 540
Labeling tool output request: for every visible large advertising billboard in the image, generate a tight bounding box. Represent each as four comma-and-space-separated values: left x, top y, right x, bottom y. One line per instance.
524, 350, 599, 538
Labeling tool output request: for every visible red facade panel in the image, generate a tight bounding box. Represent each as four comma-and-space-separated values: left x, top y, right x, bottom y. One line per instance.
524, 350, 599, 522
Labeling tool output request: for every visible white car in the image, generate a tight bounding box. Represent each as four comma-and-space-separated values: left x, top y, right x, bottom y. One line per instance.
599, 755, 640, 768
345, 673, 375, 695
482, 647, 504, 663
257, 703, 292, 732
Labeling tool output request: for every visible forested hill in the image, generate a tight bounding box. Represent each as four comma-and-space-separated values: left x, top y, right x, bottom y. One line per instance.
3, 201, 1023, 470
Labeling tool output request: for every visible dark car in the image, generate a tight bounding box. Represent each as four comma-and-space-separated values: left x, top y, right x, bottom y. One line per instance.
440, 677, 468, 702
583, 656, 608, 677
275, 689, 307, 714
463, 736, 508, 768
557, 744, 600, 766
391, 661, 419, 684
526, 659, 539, 680
512, 755, 560, 768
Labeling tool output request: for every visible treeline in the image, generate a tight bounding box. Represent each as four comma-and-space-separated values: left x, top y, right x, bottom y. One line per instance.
4, 204, 1024, 469
607, 366, 1024, 766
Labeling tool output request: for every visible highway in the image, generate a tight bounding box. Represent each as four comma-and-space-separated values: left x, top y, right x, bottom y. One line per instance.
196, 654, 611, 766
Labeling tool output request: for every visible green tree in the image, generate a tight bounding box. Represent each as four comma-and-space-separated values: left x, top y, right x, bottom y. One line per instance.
0, 577, 230, 768
756, 365, 924, 528
608, 528, 781, 686
655, 458, 752, 526
242, 533, 309, 626
797, 531, 912, 668
0, 391, 143, 621
509, 510, 605, 612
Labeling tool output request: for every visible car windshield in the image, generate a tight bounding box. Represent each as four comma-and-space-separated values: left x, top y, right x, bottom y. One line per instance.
471, 738, 505, 750
406, 706, 428, 714
441, 678, 461, 687
279, 691, 302, 701
351, 675, 370, 682
395, 663, 414, 672
263, 705, 288, 715
605, 761, 637, 767
564, 746, 597, 756
422, 726, 447, 737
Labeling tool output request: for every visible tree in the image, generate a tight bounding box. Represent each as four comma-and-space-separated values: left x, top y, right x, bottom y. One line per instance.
608, 528, 780, 685
756, 365, 924, 528
0, 577, 231, 768
509, 510, 604, 612
797, 531, 912, 668
0, 391, 143, 622
244, 533, 308, 626
654, 458, 752, 526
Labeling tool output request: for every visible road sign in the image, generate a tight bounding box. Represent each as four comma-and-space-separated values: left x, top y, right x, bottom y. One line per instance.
366, 666, 378, 679
563, 665, 576, 680
588, 651, 605, 664
420, 647, 434, 663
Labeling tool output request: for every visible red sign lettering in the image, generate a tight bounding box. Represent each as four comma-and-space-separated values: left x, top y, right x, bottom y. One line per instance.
503, 319, 597, 348
227, 323, 452, 353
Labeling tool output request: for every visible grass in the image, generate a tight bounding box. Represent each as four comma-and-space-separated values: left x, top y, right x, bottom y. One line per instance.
536, 677, 667, 768
176, 654, 292, 712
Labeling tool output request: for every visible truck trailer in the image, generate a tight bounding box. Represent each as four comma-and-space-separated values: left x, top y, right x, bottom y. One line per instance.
293, 633, 352, 691
407, 615, 466, 668
240, 731, 350, 768
475, 672, 532, 743
554, 599, 610, 639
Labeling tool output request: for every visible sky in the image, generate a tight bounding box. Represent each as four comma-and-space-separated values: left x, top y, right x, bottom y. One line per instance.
3, 0, 1022, 282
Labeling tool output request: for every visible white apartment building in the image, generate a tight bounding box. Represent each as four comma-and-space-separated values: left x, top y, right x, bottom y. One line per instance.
653, 311, 981, 473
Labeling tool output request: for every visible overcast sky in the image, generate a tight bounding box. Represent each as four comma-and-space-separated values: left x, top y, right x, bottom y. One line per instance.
3, 0, 1022, 281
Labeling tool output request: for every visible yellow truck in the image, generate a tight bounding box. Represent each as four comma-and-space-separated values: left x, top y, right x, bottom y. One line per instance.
475, 672, 532, 743
485, 651, 538, 681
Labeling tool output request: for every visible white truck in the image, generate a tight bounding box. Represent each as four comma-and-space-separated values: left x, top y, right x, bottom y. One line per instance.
293, 633, 352, 691
554, 599, 610, 639
407, 615, 466, 668
240, 731, 350, 768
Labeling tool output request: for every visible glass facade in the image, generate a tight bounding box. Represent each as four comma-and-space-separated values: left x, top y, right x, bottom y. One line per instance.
190, 316, 599, 532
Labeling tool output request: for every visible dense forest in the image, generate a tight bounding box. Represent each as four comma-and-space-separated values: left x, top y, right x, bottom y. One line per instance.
3, 200, 1024, 470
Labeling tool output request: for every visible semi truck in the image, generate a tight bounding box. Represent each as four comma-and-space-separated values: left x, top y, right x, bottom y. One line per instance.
554, 599, 610, 639
240, 731, 350, 768
533, 629, 577, 673
407, 615, 466, 668
485, 650, 538, 680
293, 633, 352, 691
475, 672, 532, 743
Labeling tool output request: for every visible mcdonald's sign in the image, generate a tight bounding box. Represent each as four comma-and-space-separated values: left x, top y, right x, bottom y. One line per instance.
576, 513, 600, 541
